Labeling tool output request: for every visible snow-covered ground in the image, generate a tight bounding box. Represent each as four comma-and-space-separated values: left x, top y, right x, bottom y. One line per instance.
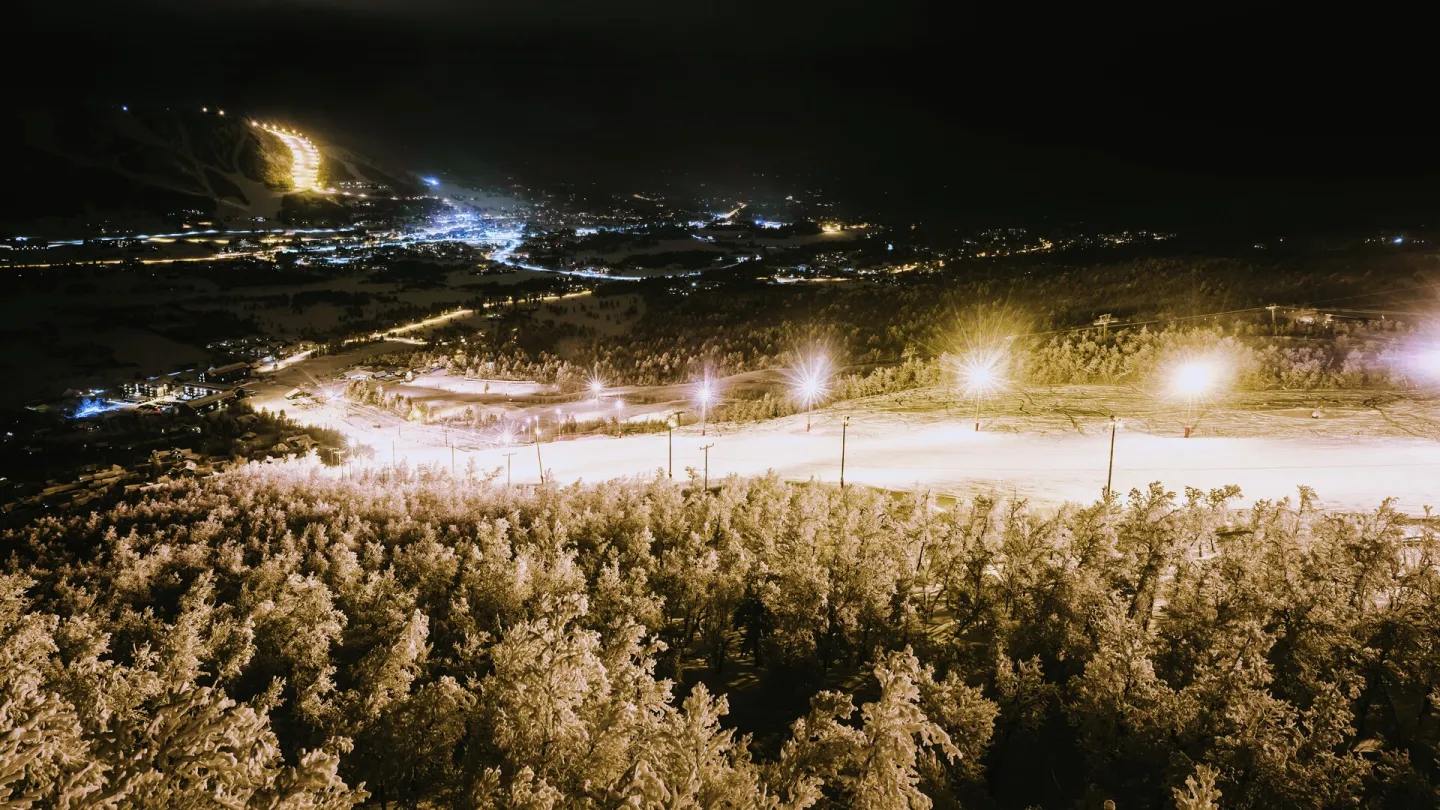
245, 341, 1440, 515
396, 373, 549, 397
297, 405, 1439, 514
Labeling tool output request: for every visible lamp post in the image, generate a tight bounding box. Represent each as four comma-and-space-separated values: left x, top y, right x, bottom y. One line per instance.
700, 442, 714, 489
959, 354, 1000, 432
533, 425, 544, 484
1105, 416, 1122, 500
1170, 360, 1219, 438
698, 380, 714, 436
666, 416, 676, 478
614, 398, 624, 437
793, 355, 828, 433
840, 415, 850, 489
502, 451, 516, 486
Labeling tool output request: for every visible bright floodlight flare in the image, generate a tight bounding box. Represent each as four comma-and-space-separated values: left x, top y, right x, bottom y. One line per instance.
696, 378, 716, 436
1170, 361, 1217, 398
1168, 358, 1226, 437
1416, 345, 1440, 381
790, 355, 831, 432
957, 349, 1006, 431
958, 351, 1003, 398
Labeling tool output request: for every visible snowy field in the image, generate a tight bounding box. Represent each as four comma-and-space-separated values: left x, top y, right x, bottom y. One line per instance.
396, 373, 549, 397
286, 404, 1440, 515
241, 341, 1440, 515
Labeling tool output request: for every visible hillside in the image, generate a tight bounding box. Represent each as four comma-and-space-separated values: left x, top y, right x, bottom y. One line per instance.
0, 107, 421, 235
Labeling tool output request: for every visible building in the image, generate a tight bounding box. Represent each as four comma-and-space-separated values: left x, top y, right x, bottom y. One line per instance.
121, 378, 169, 401
179, 381, 228, 400
199, 362, 251, 384
181, 390, 236, 414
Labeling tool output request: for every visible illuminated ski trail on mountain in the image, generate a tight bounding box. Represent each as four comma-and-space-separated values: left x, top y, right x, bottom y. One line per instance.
255, 123, 323, 192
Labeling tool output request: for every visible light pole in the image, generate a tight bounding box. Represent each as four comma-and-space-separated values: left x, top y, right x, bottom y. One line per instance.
700, 442, 714, 489
1170, 360, 1219, 438
698, 381, 714, 436
666, 416, 676, 478
533, 425, 544, 484
790, 353, 830, 433
502, 451, 516, 486
1105, 416, 1122, 500
840, 415, 849, 489
614, 398, 624, 437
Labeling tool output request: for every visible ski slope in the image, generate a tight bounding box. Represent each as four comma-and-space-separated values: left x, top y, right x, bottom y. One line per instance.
330, 409, 1440, 514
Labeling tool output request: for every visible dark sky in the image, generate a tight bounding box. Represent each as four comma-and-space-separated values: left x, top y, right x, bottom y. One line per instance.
16, 1, 1440, 222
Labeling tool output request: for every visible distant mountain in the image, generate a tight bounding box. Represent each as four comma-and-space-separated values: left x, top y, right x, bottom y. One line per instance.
0, 106, 420, 235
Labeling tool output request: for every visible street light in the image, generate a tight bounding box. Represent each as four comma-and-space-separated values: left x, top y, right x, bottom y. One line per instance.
533, 424, 544, 484
1104, 416, 1123, 501
1170, 361, 1217, 398
958, 349, 1005, 431
839, 415, 850, 488
1169, 359, 1221, 437
666, 416, 677, 478
614, 398, 624, 437
791, 354, 830, 432
590, 378, 604, 407
700, 442, 714, 489
696, 378, 715, 436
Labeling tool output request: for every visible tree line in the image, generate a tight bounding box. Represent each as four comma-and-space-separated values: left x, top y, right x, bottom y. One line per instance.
3, 466, 1437, 808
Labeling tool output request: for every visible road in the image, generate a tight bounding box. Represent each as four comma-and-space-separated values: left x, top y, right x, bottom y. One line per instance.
310, 406, 1439, 514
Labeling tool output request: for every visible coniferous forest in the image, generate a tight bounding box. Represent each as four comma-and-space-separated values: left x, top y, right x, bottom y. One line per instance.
2, 466, 1438, 809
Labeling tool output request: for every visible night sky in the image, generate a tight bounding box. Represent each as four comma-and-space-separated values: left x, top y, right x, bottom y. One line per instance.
15, 1, 1439, 222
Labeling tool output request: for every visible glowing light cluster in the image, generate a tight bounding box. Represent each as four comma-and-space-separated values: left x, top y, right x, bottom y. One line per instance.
957, 349, 1006, 398
695, 378, 716, 407
1170, 360, 1220, 398
255, 123, 324, 192
789, 354, 831, 408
